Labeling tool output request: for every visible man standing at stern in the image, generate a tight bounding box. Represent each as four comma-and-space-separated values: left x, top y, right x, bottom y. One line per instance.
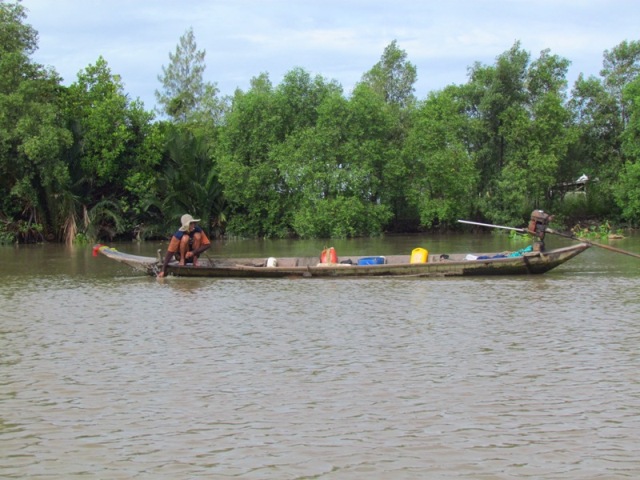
158, 214, 211, 278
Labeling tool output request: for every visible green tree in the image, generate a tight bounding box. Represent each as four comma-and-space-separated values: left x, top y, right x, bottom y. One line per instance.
566, 40, 640, 220
613, 76, 640, 223
494, 49, 572, 223
150, 126, 226, 237
601, 40, 640, 127
63, 57, 161, 242
0, 1, 72, 242
67, 57, 135, 184
273, 85, 393, 238
464, 43, 572, 224
217, 74, 286, 237
359, 41, 418, 231
465, 42, 529, 190
218, 69, 342, 237
360, 40, 417, 109
156, 27, 222, 125
566, 74, 620, 179
120, 105, 165, 239
404, 86, 477, 228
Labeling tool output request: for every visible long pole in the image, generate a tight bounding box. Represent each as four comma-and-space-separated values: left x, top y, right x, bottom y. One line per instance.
546, 228, 640, 260
457, 220, 526, 233
458, 219, 640, 260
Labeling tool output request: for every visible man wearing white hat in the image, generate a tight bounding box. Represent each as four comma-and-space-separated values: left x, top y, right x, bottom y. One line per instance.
157, 214, 211, 277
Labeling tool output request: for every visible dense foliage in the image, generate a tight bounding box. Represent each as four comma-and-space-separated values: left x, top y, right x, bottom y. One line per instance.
1, 1, 640, 243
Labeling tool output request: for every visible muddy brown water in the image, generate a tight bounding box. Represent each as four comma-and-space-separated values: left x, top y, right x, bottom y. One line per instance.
2, 234, 640, 479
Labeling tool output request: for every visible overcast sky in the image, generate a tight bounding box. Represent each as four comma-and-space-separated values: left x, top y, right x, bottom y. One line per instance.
21, 0, 640, 110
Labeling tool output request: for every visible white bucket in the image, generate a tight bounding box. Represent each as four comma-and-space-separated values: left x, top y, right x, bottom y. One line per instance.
267, 257, 278, 267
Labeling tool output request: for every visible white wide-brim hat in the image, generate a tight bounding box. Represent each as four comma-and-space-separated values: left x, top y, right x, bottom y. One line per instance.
179, 214, 200, 231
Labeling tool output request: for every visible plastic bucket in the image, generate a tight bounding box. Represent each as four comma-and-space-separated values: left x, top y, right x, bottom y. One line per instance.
357, 256, 386, 266
410, 247, 428, 264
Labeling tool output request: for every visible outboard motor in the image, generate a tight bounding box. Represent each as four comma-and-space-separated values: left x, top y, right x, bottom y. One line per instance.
527, 210, 552, 251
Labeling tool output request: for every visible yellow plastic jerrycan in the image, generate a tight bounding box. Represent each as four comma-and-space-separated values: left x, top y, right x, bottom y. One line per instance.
410, 247, 429, 264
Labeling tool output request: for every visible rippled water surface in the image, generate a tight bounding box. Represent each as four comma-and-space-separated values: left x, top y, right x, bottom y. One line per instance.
2, 235, 640, 479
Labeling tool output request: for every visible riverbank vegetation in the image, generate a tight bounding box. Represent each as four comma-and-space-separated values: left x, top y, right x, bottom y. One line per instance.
2, 1, 640, 244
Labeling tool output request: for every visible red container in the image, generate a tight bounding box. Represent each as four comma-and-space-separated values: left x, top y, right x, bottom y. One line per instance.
320, 247, 338, 264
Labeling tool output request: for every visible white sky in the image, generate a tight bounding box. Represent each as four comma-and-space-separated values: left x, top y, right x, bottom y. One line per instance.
21, 0, 640, 110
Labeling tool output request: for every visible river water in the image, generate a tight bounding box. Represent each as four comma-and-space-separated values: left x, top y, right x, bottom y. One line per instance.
1, 234, 640, 479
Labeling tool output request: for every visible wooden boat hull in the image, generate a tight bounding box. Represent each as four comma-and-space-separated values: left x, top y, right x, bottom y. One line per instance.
94, 243, 589, 278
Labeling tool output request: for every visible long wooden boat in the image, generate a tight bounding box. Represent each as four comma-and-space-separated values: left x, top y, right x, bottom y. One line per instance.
93, 243, 589, 278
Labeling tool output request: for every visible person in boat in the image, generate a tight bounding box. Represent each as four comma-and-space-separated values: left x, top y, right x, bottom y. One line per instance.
157, 214, 211, 278
527, 210, 552, 252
